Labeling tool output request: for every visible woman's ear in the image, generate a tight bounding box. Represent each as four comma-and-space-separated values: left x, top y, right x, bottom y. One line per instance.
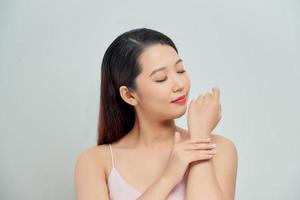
119, 85, 138, 106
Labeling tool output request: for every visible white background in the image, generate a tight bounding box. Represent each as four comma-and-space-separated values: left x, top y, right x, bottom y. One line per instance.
1, 0, 299, 199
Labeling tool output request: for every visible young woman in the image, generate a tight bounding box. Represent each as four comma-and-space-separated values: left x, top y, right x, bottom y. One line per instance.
75, 28, 238, 200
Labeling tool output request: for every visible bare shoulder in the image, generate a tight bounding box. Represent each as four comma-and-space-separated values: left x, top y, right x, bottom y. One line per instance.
178, 127, 238, 162
211, 134, 238, 158
176, 126, 236, 149
75, 145, 109, 167
74, 145, 110, 200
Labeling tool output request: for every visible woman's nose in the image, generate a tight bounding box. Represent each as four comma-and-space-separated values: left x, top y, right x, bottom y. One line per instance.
172, 75, 185, 92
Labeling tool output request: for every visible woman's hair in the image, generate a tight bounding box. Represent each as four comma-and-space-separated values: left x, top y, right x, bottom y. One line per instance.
97, 28, 178, 145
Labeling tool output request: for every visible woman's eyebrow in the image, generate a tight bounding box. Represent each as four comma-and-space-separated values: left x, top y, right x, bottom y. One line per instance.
148, 58, 183, 77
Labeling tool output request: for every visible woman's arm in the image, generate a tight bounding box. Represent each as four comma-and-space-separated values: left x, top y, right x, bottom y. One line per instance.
186, 134, 238, 200
136, 175, 177, 200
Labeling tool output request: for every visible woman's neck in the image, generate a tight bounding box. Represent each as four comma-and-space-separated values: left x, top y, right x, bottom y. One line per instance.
129, 118, 178, 149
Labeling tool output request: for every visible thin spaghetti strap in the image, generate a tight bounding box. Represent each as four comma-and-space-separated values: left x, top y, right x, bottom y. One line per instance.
108, 144, 115, 168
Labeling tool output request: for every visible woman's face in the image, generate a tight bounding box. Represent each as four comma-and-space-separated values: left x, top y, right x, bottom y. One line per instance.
134, 44, 191, 121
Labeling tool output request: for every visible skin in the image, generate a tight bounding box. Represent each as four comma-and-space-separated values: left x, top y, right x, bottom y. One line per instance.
74, 44, 238, 200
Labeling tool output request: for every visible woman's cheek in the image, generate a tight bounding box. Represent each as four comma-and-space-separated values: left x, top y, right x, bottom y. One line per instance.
185, 77, 191, 90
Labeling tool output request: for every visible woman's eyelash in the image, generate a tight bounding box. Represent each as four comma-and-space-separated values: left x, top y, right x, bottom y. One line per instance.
155, 70, 186, 82
156, 78, 167, 83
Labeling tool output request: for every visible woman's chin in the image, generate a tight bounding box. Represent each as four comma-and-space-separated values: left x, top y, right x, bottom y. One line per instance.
170, 106, 187, 119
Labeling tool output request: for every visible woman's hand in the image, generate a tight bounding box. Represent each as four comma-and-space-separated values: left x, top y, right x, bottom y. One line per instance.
161, 131, 217, 185
187, 87, 222, 139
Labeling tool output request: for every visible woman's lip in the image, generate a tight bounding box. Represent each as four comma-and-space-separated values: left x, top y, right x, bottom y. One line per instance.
172, 95, 187, 104
172, 95, 186, 103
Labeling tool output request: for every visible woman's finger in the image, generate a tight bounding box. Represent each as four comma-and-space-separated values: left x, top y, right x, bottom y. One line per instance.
184, 143, 216, 151
187, 152, 213, 162
184, 149, 217, 163
181, 137, 211, 144
212, 87, 220, 103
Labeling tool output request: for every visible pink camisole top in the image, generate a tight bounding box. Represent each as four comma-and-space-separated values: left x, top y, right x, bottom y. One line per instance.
107, 144, 187, 200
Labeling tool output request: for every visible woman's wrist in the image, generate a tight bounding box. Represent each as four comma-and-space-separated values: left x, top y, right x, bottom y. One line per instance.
189, 130, 211, 140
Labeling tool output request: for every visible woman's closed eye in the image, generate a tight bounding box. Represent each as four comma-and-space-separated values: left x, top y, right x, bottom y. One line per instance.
155, 70, 186, 83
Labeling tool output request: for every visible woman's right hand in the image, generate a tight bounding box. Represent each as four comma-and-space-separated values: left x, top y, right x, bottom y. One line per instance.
161, 131, 216, 185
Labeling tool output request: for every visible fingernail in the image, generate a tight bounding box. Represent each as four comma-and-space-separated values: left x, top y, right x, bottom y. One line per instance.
212, 143, 216, 147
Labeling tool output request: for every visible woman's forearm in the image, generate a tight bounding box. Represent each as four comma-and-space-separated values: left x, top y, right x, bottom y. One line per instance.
186, 158, 225, 200
136, 175, 177, 200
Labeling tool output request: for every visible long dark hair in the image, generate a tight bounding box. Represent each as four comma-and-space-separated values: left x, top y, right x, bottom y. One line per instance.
97, 28, 178, 145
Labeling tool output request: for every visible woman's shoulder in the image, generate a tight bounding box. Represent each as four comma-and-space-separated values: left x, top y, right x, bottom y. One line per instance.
210, 133, 238, 171
74, 145, 111, 199
181, 129, 238, 165
75, 144, 110, 178
178, 127, 237, 153
211, 133, 237, 153
77, 144, 108, 157
76, 144, 110, 166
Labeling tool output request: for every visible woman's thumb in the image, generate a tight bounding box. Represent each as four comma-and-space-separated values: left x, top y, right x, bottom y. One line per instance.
174, 131, 181, 144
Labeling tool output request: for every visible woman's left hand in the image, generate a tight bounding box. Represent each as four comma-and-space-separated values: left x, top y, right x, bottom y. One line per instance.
187, 87, 222, 139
